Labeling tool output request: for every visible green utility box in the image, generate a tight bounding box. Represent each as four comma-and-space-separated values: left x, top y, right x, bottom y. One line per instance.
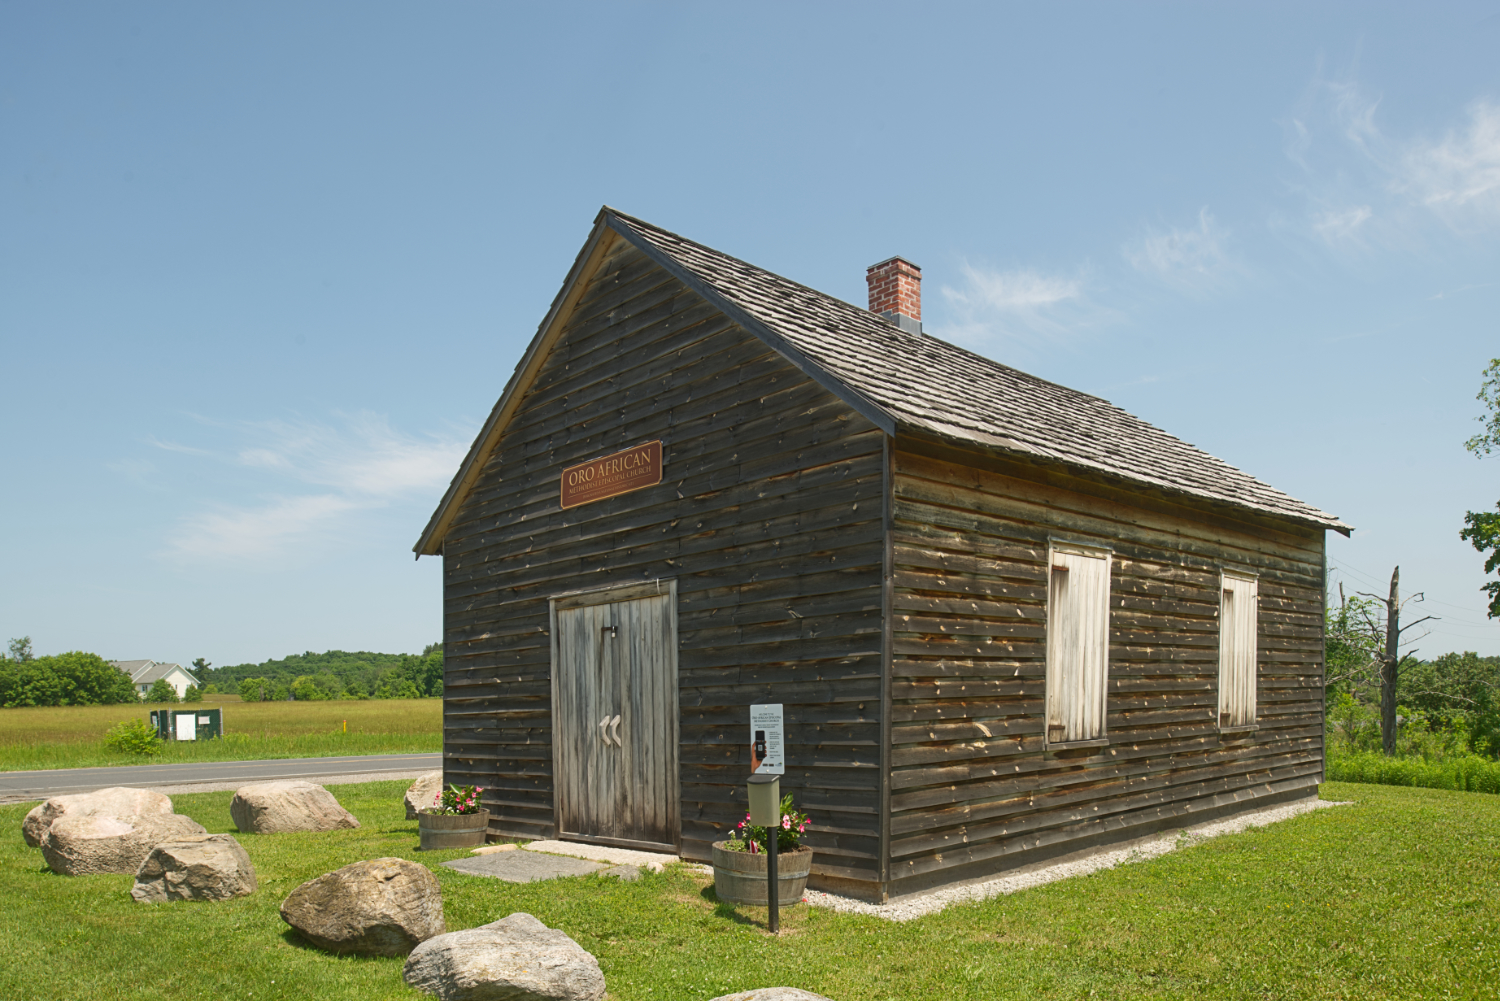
149, 708, 223, 741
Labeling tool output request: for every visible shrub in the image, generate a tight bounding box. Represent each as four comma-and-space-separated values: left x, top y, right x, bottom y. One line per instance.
183, 685, 203, 702
146, 679, 179, 703
102, 717, 162, 756
1327, 749, 1500, 794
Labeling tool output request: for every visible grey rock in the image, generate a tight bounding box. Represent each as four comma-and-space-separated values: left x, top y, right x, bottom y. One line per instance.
230, 780, 359, 834
708, 991, 835, 1001
131, 834, 257, 903
601, 864, 641, 881
441, 851, 605, 883
23, 787, 172, 847
280, 857, 443, 956
403, 912, 606, 1001
405, 770, 445, 820
42, 812, 207, 875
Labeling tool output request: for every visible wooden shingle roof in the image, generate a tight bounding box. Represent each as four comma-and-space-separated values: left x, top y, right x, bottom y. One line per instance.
415, 208, 1345, 555
607, 209, 1348, 534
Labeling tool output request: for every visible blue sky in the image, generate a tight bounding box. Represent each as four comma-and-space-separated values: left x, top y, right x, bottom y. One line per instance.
4, 2, 1499, 666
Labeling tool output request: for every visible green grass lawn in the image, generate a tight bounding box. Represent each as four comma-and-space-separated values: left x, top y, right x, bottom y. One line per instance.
2, 780, 1496, 1000
0, 699, 441, 770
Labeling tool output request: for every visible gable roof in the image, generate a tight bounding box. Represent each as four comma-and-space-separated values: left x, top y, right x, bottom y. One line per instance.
110, 659, 155, 678
110, 660, 197, 686
416, 208, 1346, 555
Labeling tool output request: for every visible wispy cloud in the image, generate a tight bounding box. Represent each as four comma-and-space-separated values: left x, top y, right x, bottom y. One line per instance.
1396, 100, 1500, 224
170, 494, 358, 561
156, 412, 470, 566
1312, 205, 1373, 244
1284, 73, 1500, 245
948, 264, 1082, 311
1123, 208, 1236, 288
936, 262, 1100, 353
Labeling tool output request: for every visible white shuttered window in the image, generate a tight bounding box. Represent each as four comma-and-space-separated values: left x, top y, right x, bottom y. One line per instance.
1046, 546, 1111, 745
1218, 572, 1259, 728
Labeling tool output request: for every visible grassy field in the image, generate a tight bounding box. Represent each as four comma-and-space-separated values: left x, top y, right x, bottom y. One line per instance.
1, 780, 1496, 1000
0, 699, 441, 770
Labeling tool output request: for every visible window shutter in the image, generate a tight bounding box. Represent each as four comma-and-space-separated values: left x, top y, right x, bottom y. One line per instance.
1046, 547, 1110, 743
1218, 573, 1259, 727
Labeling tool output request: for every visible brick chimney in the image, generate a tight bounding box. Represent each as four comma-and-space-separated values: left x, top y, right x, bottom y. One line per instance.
866, 256, 922, 335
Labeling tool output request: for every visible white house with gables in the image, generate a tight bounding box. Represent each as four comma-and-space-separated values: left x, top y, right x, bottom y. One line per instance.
110, 660, 199, 699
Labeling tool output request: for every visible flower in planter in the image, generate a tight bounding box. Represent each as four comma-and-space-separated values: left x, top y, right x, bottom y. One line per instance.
423, 784, 486, 816
726, 793, 809, 853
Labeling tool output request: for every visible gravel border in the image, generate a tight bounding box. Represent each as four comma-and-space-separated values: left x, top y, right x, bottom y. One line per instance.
804, 798, 1349, 921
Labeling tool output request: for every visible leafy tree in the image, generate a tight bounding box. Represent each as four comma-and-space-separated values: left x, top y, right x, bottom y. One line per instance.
7, 637, 34, 662
146, 678, 179, 703
1399, 651, 1500, 755
1460, 509, 1500, 618
1461, 358, 1500, 617
1325, 587, 1384, 704
289, 675, 342, 701
0, 651, 139, 707
183, 684, 203, 702
1464, 359, 1500, 457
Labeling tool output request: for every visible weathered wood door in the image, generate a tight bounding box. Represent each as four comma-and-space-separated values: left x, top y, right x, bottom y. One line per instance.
550, 581, 679, 851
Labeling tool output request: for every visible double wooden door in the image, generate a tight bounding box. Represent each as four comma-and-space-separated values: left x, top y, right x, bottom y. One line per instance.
550, 581, 679, 851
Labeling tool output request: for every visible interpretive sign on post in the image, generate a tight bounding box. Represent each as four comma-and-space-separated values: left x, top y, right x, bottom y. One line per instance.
559, 440, 663, 509
749, 703, 784, 775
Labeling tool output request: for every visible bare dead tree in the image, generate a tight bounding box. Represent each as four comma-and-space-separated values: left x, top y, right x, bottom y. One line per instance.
1356, 566, 1437, 756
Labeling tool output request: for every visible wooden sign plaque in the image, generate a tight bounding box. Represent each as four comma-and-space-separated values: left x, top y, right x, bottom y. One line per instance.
559, 440, 663, 509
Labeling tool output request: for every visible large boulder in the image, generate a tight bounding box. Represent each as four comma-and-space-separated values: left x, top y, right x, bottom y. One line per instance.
131, 834, 258, 903
405, 770, 444, 820
42, 812, 207, 875
23, 787, 172, 847
230, 780, 359, 834
708, 991, 836, 1001
403, 912, 606, 1001
280, 857, 443, 956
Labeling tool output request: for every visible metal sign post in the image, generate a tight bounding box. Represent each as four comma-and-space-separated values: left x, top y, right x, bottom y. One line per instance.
747, 772, 780, 933
748, 702, 786, 932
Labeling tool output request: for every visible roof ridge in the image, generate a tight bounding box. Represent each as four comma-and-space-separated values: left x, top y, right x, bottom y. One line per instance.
604, 207, 1116, 408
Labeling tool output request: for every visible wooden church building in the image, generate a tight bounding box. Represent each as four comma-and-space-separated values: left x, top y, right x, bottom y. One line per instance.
416, 207, 1348, 903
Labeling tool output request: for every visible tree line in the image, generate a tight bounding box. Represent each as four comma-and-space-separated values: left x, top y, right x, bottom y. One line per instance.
0, 638, 443, 708
200, 645, 443, 701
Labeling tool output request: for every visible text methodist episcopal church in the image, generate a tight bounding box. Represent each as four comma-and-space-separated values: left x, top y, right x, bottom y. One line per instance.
416, 207, 1347, 903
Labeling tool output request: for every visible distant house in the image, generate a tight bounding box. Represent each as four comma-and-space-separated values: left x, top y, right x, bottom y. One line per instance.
110, 660, 199, 699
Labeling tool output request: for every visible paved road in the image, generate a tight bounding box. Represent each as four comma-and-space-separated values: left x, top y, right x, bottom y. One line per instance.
0, 752, 442, 803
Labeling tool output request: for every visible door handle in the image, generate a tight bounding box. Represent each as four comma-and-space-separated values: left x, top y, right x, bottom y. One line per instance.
610, 715, 622, 746
599, 715, 612, 744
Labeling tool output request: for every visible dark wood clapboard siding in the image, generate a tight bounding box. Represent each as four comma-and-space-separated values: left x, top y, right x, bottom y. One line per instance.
441, 236, 885, 878
885, 443, 1326, 891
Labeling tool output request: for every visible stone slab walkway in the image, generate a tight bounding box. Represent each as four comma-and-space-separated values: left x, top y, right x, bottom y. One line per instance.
442, 851, 606, 882
523, 839, 678, 873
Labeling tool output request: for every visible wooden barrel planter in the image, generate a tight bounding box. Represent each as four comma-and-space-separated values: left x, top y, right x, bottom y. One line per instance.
710, 842, 813, 906
418, 810, 490, 851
